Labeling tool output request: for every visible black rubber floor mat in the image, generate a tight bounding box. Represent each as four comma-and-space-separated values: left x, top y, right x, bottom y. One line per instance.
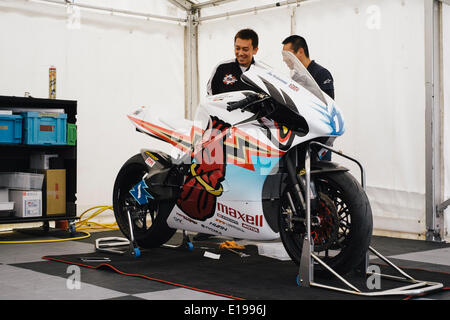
42, 243, 450, 300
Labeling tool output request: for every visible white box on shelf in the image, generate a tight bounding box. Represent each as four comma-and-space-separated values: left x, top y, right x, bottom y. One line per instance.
0, 172, 44, 190
9, 190, 42, 218
0, 202, 14, 211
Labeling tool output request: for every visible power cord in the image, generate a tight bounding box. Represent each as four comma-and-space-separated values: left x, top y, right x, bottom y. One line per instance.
0, 205, 118, 244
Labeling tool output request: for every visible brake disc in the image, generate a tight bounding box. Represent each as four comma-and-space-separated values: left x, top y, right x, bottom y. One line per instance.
311, 192, 339, 252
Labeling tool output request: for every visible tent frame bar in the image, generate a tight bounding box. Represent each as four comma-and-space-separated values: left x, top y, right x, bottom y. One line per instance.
198, 0, 307, 22
27, 0, 187, 23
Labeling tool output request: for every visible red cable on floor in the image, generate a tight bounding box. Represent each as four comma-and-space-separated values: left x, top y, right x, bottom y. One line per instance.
42, 256, 246, 301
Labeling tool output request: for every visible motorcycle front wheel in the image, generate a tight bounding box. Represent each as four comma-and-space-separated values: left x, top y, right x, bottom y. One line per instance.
112, 154, 177, 248
279, 170, 373, 276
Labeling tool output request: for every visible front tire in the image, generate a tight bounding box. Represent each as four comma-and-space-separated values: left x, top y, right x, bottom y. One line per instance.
112, 154, 176, 248
279, 171, 373, 276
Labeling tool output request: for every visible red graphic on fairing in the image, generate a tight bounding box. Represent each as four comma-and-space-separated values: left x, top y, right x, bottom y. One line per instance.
128, 115, 287, 221
274, 121, 292, 144
176, 118, 229, 221
127, 115, 286, 171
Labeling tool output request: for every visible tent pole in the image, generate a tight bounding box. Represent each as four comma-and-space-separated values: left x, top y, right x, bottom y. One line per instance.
290, 5, 297, 34
184, 9, 200, 120
424, 0, 444, 242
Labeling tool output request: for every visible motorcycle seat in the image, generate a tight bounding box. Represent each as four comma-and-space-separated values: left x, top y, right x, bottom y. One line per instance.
158, 116, 194, 136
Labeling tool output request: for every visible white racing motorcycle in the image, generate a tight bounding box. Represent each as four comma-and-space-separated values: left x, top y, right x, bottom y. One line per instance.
113, 51, 373, 276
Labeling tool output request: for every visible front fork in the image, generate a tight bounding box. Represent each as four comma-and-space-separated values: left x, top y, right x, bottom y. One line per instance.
285, 148, 319, 231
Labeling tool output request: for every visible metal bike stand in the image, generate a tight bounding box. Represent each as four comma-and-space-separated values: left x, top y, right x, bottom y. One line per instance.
95, 237, 131, 255
95, 209, 141, 258
297, 141, 443, 297
162, 230, 194, 251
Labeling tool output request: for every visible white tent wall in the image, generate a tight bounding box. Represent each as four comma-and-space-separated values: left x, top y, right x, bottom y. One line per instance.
0, 1, 185, 220
294, 0, 427, 239
198, 0, 428, 239
443, 2, 450, 242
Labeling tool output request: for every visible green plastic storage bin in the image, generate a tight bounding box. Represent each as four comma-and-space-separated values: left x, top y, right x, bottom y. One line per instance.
67, 123, 77, 146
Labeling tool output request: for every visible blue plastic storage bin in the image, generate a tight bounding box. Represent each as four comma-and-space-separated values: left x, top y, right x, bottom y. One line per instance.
21, 112, 67, 145
0, 114, 22, 144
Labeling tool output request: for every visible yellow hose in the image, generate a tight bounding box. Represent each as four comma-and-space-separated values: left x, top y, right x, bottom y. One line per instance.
0, 230, 91, 244
0, 205, 118, 244
76, 205, 119, 231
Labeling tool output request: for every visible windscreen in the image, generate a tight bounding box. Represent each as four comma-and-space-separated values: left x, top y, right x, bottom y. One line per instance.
282, 50, 327, 105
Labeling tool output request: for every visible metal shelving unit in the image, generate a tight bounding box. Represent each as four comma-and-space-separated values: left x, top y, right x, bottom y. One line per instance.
0, 95, 77, 229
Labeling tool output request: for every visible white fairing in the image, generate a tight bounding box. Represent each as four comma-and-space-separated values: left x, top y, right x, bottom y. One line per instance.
127, 51, 346, 241
166, 92, 283, 240
168, 202, 278, 241
241, 51, 345, 138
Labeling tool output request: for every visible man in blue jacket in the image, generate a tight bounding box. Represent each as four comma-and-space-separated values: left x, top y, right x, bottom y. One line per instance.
282, 35, 335, 99
283, 35, 335, 161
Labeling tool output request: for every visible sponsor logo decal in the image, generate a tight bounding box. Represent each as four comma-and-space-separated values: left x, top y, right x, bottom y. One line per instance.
209, 221, 227, 232
173, 216, 183, 224
223, 74, 237, 85
176, 212, 198, 225
217, 212, 238, 225
145, 152, 159, 160
217, 214, 246, 232
217, 202, 263, 228
145, 157, 156, 167
242, 223, 259, 233
129, 180, 153, 205
267, 72, 288, 85
201, 223, 222, 235
132, 106, 145, 116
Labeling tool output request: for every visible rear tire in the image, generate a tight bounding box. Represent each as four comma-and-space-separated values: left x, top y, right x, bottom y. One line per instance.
279, 171, 373, 276
112, 154, 176, 248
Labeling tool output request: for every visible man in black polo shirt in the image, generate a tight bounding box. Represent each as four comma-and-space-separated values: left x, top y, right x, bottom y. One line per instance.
207, 28, 262, 96
282, 35, 334, 99
194, 29, 261, 242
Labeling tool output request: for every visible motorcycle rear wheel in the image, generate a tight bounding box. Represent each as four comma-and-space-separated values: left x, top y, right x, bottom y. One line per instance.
279, 171, 373, 276
112, 154, 176, 248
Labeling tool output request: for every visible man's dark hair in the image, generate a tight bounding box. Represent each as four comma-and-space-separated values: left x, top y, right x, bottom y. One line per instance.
282, 35, 309, 58
235, 28, 259, 48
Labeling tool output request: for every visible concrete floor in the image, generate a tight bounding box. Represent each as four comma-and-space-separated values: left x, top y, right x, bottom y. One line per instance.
0, 228, 449, 301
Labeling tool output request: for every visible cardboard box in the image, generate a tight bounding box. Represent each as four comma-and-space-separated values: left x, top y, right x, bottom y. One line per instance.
44, 169, 66, 216
9, 190, 42, 218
